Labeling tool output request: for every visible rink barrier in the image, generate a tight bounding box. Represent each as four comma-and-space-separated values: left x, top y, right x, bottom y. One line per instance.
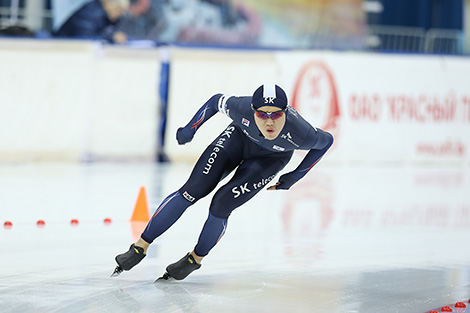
1, 39, 469, 165
0, 38, 160, 162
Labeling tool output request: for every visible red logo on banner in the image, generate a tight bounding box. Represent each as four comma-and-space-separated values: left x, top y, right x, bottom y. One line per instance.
291, 61, 340, 134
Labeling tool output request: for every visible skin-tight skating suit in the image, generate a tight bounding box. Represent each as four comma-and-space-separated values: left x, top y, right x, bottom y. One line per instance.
140, 94, 334, 257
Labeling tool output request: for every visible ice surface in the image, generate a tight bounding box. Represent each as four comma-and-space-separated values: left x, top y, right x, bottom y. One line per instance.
1, 163, 469, 313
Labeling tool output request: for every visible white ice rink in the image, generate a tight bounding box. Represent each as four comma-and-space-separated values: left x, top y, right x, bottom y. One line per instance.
1, 162, 470, 313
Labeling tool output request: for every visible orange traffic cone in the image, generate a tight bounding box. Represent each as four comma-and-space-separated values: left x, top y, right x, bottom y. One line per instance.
130, 186, 150, 242
130, 186, 150, 222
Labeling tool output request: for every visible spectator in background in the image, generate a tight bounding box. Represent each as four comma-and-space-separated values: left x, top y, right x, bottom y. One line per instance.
162, 0, 261, 45
53, 0, 130, 43
118, 0, 166, 41
51, 0, 91, 32
118, 0, 261, 45
128, 0, 151, 16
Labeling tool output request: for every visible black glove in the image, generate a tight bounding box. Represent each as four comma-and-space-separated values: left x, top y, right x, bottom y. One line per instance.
274, 173, 298, 190
176, 127, 194, 145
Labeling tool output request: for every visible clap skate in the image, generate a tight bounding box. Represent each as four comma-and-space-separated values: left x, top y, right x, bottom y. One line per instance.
111, 244, 146, 277
156, 253, 201, 281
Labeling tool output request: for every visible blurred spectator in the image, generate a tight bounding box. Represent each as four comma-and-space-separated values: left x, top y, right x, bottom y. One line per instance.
176, 0, 261, 45
51, 0, 92, 32
118, 0, 261, 45
128, 0, 151, 16
118, 0, 166, 40
53, 0, 130, 43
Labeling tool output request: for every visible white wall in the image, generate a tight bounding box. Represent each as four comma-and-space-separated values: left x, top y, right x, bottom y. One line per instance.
1, 40, 469, 165
0, 39, 160, 161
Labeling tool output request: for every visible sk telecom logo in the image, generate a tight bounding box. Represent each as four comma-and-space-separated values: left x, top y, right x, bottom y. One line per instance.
291, 61, 340, 135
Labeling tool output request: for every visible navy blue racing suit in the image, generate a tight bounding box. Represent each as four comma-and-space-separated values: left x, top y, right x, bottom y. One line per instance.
141, 94, 333, 257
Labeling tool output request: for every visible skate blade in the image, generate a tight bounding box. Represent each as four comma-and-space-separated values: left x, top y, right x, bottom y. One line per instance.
155, 272, 172, 282
110, 266, 123, 277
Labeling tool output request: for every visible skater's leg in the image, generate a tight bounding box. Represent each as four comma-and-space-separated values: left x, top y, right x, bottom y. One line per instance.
141, 125, 244, 244
156, 155, 291, 280
134, 237, 150, 253
193, 153, 293, 258
174, 213, 226, 267
140, 191, 193, 244
114, 126, 244, 276
113, 191, 192, 275
193, 212, 227, 258
189, 251, 204, 264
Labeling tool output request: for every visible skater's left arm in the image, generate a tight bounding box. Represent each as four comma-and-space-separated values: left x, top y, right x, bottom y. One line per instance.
268, 128, 334, 191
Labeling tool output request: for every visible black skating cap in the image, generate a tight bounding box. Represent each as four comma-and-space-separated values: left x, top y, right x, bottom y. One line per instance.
251, 84, 288, 110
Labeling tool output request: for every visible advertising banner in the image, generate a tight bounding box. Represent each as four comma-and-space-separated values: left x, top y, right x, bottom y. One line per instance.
277, 51, 470, 165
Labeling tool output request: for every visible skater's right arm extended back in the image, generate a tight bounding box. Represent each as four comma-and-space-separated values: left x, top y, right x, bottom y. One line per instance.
176, 94, 229, 145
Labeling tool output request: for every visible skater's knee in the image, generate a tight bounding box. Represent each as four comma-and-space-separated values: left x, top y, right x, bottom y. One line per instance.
209, 202, 233, 219
179, 183, 214, 203
178, 189, 200, 204
209, 187, 240, 218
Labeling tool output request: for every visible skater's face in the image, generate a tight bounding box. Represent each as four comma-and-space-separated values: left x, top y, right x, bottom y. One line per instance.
253, 105, 286, 140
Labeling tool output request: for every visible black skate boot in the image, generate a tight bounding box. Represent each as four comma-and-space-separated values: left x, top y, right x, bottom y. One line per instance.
157, 253, 201, 281
111, 244, 146, 277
